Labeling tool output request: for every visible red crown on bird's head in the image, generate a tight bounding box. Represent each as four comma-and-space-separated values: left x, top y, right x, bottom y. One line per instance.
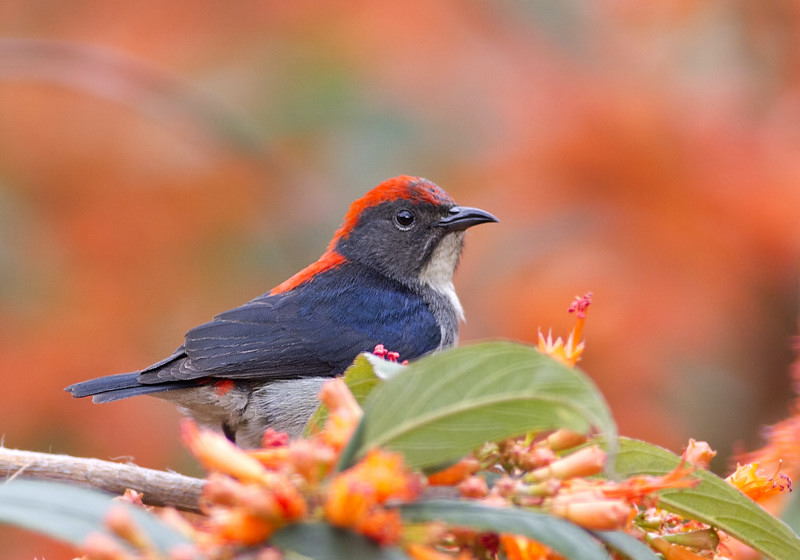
334, 175, 455, 241
269, 176, 455, 296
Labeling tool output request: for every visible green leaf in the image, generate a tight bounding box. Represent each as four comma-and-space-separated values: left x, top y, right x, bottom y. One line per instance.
611, 437, 800, 560
272, 522, 410, 559
0, 479, 189, 552
344, 353, 407, 403
592, 531, 660, 560
339, 341, 616, 471
399, 499, 611, 560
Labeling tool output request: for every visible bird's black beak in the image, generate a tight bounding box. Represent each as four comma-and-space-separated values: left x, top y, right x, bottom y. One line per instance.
437, 206, 499, 232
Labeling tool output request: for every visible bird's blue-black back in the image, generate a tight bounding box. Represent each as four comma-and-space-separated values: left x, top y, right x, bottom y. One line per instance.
132, 260, 442, 386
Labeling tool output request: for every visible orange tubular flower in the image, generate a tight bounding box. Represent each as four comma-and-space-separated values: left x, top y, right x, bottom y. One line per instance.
289, 438, 337, 483
648, 536, 709, 560
324, 478, 404, 544
537, 329, 583, 368
527, 445, 606, 482
542, 429, 588, 452
500, 534, 553, 560
180, 420, 268, 484
549, 489, 633, 531
246, 428, 292, 470
325, 477, 375, 528
267, 477, 308, 521
726, 462, 792, 502
200, 473, 307, 546
458, 476, 490, 499
318, 378, 364, 452
427, 457, 480, 486
246, 447, 291, 471
598, 460, 698, 503
354, 448, 422, 503
324, 449, 421, 543
682, 439, 716, 470
205, 507, 274, 545
354, 508, 405, 545
319, 377, 363, 421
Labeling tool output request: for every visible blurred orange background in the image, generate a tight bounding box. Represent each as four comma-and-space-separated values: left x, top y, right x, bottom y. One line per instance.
2, 1, 800, 557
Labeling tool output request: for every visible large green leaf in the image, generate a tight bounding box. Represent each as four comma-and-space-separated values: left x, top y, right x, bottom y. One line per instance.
272, 522, 409, 559
339, 341, 616, 470
611, 437, 800, 560
0, 479, 189, 552
400, 500, 611, 559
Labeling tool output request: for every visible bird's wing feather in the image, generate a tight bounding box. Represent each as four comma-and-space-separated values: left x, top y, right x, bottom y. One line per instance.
139, 265, 441, 383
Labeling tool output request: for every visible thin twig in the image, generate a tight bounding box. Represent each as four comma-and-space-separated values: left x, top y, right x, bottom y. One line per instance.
0, 446, 204, 513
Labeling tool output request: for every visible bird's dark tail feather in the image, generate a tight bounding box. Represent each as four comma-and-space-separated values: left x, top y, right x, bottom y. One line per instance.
65, 372, 189, 403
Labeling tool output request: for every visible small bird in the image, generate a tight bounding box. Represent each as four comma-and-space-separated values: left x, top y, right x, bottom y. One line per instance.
66, 176, 497, 447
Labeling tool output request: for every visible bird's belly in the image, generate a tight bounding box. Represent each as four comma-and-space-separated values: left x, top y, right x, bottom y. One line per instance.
154, 383, 249, 434
239, 377, 327, 446
153, 377, 327, 448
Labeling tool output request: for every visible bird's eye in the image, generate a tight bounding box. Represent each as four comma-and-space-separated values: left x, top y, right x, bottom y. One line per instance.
393, 209, 416, 230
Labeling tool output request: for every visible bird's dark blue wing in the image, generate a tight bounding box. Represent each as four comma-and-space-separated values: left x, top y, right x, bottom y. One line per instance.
140, 263, 441, 383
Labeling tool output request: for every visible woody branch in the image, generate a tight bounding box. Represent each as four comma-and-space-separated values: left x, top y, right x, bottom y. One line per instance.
0, 445, 203, 513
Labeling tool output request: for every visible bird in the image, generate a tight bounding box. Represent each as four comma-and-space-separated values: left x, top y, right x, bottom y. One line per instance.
66, 175, 498, 447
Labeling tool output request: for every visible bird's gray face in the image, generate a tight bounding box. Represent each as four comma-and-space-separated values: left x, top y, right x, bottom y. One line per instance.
336, 199, 497, 287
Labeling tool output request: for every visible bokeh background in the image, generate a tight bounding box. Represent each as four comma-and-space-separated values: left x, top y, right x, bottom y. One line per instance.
2, 1, 800, 556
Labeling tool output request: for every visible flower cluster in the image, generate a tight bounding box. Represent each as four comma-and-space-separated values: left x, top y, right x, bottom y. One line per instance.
420, 433, 705, 559
83, 405, 742, 559
76, 296, 794, 560
726, 462, 792, 503
82, 427, 777, 560
325, 448, 421, 544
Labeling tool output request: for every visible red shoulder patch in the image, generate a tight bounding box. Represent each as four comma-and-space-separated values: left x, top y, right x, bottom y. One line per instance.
269, 250, 347, 295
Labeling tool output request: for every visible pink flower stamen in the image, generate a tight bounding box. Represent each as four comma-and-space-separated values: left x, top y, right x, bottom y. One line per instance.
568, 292, 593, 319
